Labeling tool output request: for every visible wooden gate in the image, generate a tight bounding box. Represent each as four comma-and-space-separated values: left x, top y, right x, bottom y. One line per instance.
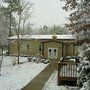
58, 61, 78, 86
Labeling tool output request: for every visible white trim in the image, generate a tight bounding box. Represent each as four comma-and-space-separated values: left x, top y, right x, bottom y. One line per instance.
8, 35, 76, 40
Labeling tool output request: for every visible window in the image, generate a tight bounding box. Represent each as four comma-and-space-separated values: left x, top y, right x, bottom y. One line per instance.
54, 49, 56, 56
39, 45, 42, 51
49, 49, 52, 56
27, 45, 29, 50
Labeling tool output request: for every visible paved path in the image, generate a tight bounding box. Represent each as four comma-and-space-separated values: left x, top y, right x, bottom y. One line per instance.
22, 60, 57, 90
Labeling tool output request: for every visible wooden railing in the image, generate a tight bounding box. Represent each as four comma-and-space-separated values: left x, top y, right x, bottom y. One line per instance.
58, 61, 78, 85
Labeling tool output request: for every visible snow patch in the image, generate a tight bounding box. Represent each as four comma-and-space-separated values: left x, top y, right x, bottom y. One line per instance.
0, 56, 48, 90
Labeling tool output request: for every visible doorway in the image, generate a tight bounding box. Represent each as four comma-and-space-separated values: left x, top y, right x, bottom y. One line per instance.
48, 48, 58, 59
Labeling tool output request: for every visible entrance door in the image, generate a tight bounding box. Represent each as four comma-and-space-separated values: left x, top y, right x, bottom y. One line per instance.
48, 48, 58, 59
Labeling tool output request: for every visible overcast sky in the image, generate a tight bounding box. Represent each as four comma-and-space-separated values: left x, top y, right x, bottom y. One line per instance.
0, 0, 71, 28
29, 0, 71, 28
0, 0, 2, 4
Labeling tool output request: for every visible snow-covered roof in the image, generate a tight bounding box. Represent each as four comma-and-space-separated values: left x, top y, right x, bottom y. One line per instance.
8, 35, 76, 40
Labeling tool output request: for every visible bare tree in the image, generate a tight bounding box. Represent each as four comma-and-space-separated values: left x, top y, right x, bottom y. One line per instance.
14, 0, 33, 64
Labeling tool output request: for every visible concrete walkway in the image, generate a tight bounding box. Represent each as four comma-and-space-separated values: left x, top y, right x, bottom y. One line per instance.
22, 60, 57, 90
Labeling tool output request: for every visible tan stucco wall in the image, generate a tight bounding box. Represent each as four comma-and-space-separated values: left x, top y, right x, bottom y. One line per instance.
9, 39, 41, 56
9, 39, 78, 59
22, 39, 40, 56
9, 41, 18, 55
65, 44, 74, 56
64, 44, 78, 56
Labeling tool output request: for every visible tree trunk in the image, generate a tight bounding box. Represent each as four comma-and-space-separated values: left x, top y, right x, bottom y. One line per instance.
0, 46, 3, 76
8, 0, 12, 55
17, 14, 21, 64
17, 39, 20, 64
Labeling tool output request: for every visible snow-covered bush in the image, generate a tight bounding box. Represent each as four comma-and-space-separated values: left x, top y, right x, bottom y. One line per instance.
28, 56, 33, 62
77, 44, 90, 89
84, 49, 90, 61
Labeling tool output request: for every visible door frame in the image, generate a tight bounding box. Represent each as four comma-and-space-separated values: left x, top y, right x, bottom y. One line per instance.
48, 48, 58, 59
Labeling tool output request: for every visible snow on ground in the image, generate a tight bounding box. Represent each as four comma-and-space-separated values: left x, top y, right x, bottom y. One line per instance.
0, 56, 48, 90
42, 70, 78, 90
1, 56, 28, 66
0, 56, 79, 90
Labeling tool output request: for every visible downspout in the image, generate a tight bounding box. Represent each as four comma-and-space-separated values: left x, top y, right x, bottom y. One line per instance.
73, 44, 75, 56
62, 43, 64, 57
42, 43, 44, 58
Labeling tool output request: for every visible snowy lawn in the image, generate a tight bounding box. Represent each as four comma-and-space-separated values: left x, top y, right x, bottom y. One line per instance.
0, 56, 48, 90
42, 70, 78, 90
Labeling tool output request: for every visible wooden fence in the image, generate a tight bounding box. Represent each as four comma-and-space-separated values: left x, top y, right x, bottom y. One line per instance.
58, 61, 78, 86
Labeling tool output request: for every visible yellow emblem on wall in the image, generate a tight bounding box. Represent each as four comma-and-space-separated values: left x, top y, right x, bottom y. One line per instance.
52, 33, 57, 39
